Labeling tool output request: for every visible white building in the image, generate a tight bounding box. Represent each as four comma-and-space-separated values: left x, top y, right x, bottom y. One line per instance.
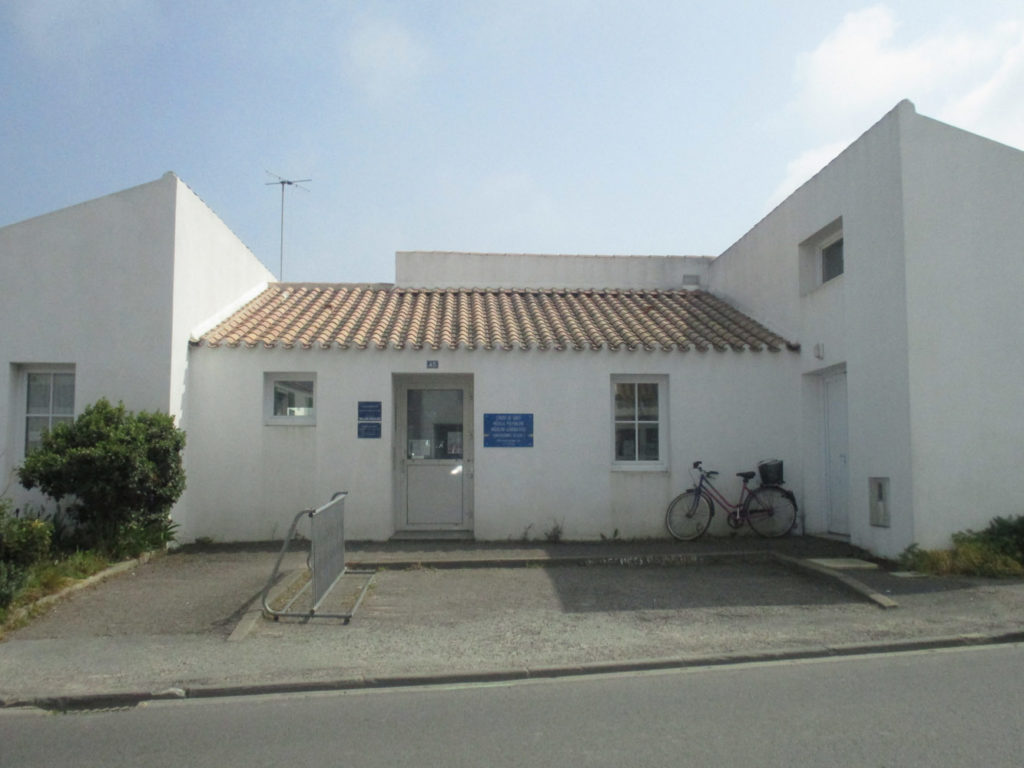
2, 101, 1022, 557
0, 174, 274, 509
710, 100, 1024, 556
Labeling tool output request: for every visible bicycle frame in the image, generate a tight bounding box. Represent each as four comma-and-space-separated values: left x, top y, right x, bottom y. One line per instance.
692, 469, 754, 518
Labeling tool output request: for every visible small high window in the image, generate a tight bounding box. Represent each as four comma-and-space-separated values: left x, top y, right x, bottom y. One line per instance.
821, 237, 844, 282
799, 218, 844, 294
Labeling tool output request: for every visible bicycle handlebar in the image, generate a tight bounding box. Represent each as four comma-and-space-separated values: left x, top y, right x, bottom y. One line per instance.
692, 460, 718, 478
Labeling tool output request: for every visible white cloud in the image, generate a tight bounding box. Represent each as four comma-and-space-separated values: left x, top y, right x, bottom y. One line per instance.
772, 5, 1024, 206
793, 5, 999, 132
343, 18, 432, 103
9, 0, 161, 66
941, 21, 1024, 149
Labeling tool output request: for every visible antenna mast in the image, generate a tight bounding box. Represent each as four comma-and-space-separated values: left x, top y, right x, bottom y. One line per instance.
265, 172, 311, 280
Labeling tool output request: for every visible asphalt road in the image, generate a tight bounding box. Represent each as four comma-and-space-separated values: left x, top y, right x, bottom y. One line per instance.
2, 644, 1022, 767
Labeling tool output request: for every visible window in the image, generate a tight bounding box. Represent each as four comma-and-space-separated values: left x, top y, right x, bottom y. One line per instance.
799, 218, 844, 294
264, 373, 316, 425
612, 376, 666, 465
821, 237, 844, 282
24, 368, 75, 455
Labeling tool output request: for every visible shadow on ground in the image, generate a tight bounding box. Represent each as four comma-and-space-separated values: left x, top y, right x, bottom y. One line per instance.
540, 561, 857, 612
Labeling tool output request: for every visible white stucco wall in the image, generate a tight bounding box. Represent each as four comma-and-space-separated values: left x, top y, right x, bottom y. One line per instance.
180, 345, 798, 543
396, 252, 712, 290
0, 176, 177, 503
169, 176, 275, 420
709, 102, 917, 557
899, 112, 1024, 548
707, 100, 1024, 556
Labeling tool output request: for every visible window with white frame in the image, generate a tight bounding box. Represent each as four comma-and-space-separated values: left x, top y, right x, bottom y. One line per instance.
264, 373, 316, 425
612, 376, 666, 465
24, 367, 75, 455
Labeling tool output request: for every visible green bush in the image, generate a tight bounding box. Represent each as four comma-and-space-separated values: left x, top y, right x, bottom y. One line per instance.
17, 398, 185, 556
900, 515, 1024, 578
0, 509, 52, 568
951, 539, 1023, 578
970, 515, 1024, 563
0, 561, 26, 611
106, 517, 179, 561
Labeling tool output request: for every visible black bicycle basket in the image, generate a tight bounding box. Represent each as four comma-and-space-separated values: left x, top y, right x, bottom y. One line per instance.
757, 459, 784, 485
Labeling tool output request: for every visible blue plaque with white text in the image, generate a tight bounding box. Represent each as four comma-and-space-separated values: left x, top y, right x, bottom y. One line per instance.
358, 401, 382, 421
483, 413, 534, 447
358, 422, 381, 439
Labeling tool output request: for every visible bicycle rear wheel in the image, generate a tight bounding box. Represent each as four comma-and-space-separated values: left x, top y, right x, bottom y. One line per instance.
744, 486, 797, 538
666, 490, 713, 541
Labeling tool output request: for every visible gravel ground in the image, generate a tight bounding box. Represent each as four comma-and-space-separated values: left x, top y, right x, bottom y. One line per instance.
2, 544, 1023, 703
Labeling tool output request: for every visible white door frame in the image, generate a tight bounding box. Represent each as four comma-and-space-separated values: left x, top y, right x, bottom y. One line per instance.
393, 374, 474, 533
823, 368, 849, 536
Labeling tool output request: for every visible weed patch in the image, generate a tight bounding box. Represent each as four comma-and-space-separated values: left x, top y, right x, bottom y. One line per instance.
900, 515, 1024, 578
0, 550, 111, 632
543, 520, 564, 543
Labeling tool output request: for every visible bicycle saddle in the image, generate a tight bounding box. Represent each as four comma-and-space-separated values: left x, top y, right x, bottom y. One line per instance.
737, 471, 756, 481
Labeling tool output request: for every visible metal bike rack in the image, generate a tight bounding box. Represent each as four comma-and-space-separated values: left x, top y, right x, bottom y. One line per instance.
261, 491, 375, 622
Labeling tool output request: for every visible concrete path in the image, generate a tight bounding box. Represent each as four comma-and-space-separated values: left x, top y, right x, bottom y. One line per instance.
1, 537, 1023, 709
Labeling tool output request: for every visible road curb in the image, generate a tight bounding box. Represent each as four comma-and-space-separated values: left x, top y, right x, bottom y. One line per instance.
5, 631, 1023, 712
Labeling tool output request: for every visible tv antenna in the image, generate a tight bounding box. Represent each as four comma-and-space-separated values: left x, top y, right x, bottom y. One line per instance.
265, 171, 311, 280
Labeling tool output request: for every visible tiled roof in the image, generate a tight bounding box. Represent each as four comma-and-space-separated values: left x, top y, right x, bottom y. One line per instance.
196, 283, 798, 353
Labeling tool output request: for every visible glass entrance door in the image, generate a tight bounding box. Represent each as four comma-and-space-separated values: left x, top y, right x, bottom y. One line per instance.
405, 388, 465, 526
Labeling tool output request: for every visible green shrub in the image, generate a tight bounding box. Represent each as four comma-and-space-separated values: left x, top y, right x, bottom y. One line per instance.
971, 515, 1024, 563
900, 515, 1024, 578
107, 518, 179, 561
951, 539, 1023, 578
0, 561, 27, 611
0, 510, 52, 567
17, 398, 185, 556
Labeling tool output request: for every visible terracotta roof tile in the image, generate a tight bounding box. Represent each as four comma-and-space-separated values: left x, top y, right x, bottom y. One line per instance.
197, 283, 799, 353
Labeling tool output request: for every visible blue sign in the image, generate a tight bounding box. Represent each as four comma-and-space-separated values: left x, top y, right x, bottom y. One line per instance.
426, 360, 439, 369
358, 422, 381, 439
358, 401, 382, 421
484, 413, 534, 448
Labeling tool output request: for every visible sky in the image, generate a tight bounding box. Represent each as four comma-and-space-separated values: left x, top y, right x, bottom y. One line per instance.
2, 1, 1023, 284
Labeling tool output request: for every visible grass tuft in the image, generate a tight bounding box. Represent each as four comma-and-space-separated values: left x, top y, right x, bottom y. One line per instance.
900, 516, 1024, 578
0, 551, 110, 631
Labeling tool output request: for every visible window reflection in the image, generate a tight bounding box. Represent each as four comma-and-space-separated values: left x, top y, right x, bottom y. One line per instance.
407, 389, 463, 459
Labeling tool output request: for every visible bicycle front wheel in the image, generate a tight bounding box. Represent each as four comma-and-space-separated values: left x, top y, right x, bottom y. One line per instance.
666, 490, 713, 541
744, 486, 797, 538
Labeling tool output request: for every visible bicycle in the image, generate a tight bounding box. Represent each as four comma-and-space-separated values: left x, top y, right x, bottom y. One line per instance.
665, 460, 798, 540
